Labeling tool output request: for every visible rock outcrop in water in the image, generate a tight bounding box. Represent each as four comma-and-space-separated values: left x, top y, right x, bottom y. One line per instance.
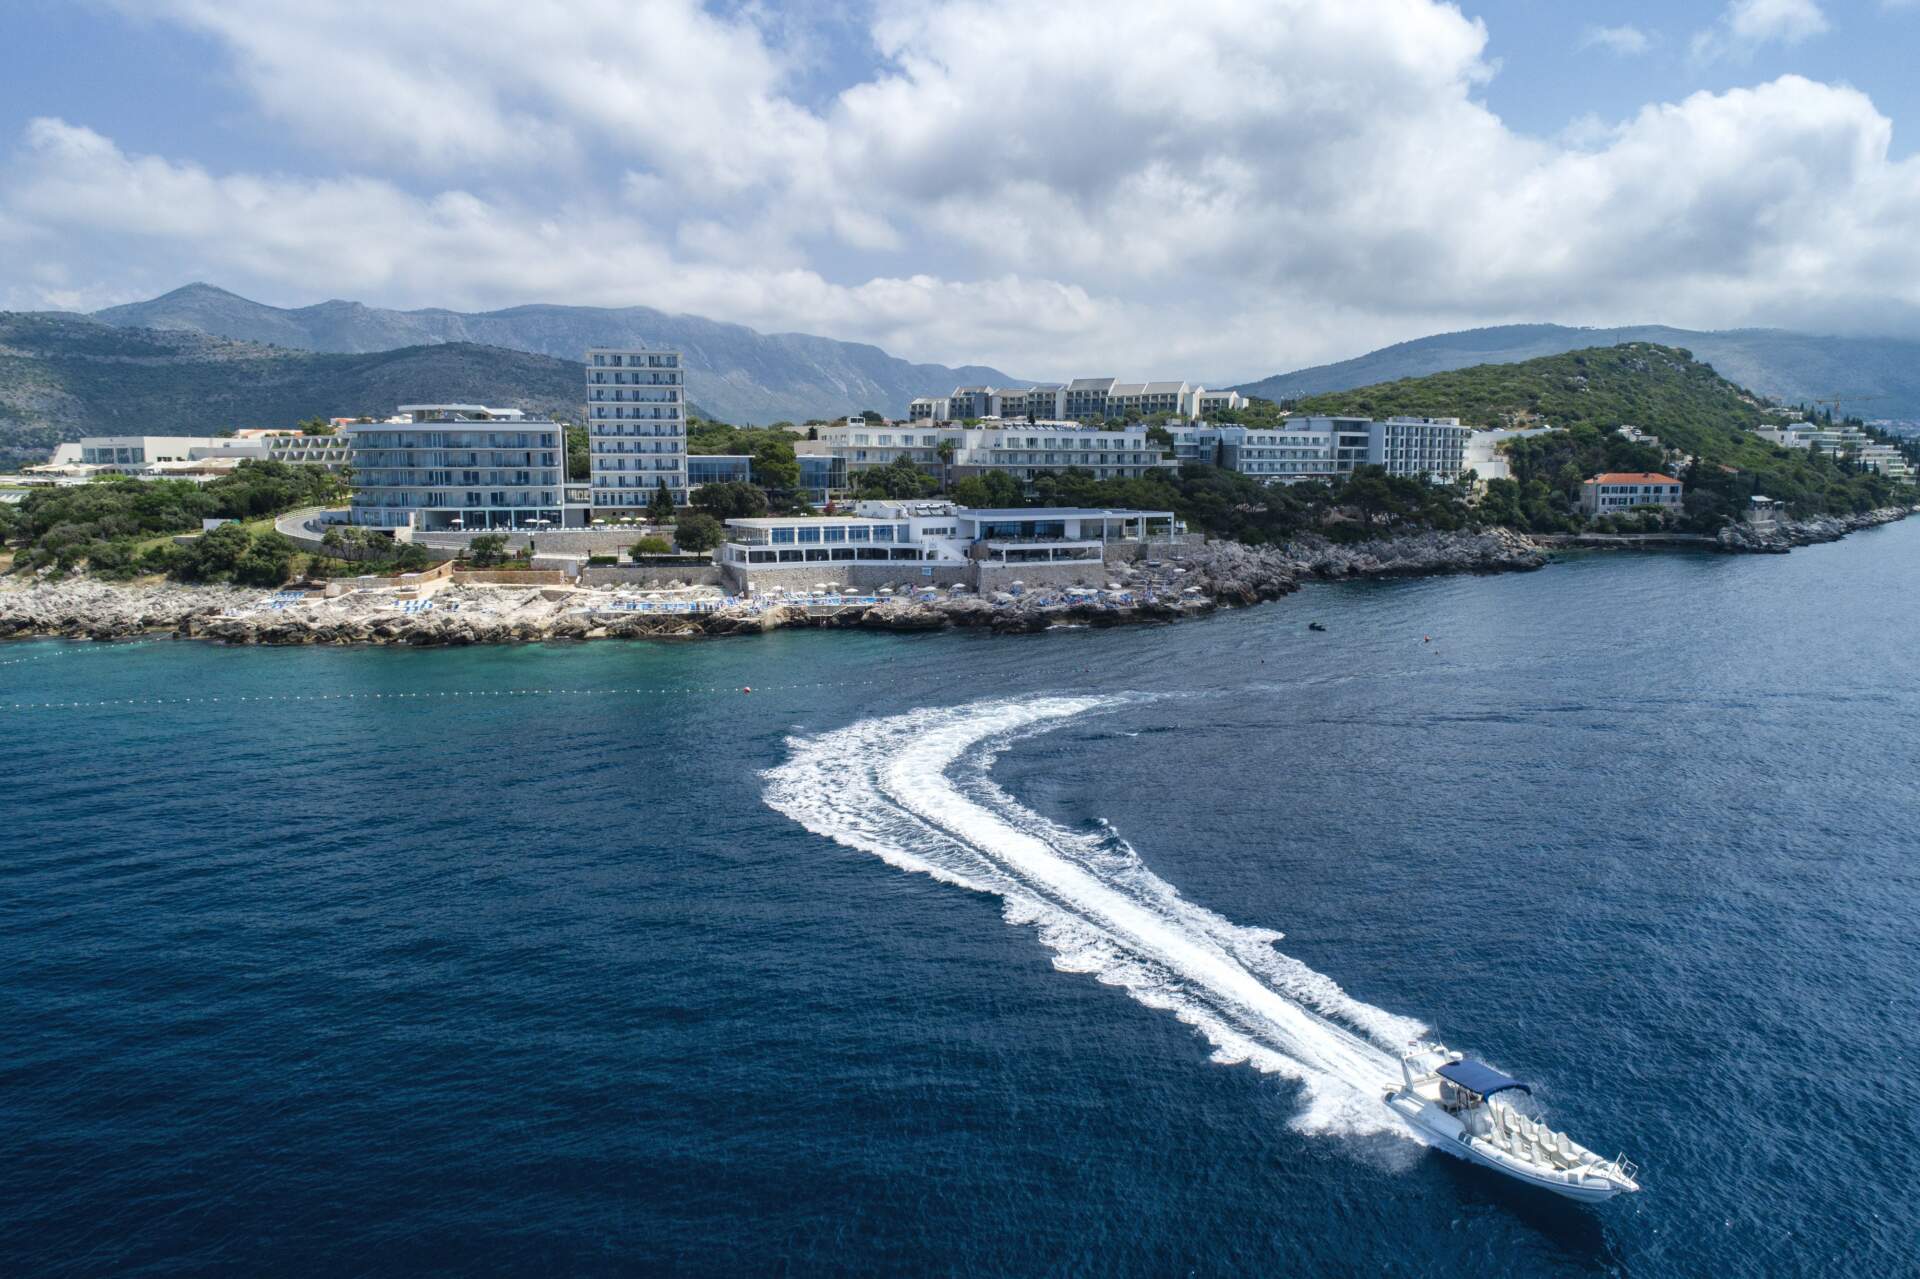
1284, 527, 1546, 578
0, 579, 253, 641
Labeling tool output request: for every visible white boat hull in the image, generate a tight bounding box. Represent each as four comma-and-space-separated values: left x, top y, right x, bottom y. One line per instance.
1386, 1092, 1633, 1203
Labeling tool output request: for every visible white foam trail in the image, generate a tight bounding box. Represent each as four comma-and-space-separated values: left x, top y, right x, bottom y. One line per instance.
764, 695, 1427, 1139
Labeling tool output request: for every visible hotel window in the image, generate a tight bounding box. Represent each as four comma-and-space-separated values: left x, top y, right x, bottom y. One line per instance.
797, 526, 821, 544
848, 526, 869, 542
772, 527, 796, 545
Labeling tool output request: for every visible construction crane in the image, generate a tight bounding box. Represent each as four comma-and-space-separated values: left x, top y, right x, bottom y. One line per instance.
1811, 393, 1885, 424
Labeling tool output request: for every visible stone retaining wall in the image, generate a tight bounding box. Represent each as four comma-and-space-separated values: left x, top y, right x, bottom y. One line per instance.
451, 569, 571, 586
321, 560, 457, 597
579, 565, 726, 588
722, 561, 971, 595
412, 528, 663, 556
974, 561, 1120, 592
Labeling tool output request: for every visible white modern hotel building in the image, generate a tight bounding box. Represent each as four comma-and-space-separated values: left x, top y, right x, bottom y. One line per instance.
718, 500, 1178, 574
344, 405, 576, 530
586, 347, 688, 508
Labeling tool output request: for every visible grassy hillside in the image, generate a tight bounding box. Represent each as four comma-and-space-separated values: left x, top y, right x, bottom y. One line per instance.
0, 313, 589, 469
1296, 342, 1910, 526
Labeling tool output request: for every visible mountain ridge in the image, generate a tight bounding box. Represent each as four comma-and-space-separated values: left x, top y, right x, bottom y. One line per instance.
92, 284, 1016, 425
0, 312, 594, 469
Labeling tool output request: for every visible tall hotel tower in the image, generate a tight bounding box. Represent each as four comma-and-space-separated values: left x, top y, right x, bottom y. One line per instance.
585, 347, 687, 509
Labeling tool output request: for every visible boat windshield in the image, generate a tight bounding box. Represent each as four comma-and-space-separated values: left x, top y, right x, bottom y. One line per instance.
1489, 1090, 1545, 1122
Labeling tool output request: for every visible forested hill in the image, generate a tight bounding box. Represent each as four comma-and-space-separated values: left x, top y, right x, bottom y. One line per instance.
0, 313, 589, 469
1235, 324, 1920, 418
1296, 342, 1910, 524
1294, 342, 1778, 438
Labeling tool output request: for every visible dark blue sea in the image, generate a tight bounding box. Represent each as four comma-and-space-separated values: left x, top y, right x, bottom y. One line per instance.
5, 523, 1919, 1277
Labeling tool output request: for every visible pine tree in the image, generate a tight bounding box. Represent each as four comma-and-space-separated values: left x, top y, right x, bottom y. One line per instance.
649, 478, 676, 524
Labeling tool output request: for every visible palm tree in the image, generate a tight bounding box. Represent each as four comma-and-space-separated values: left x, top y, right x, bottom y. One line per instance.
936, 438, 957, 493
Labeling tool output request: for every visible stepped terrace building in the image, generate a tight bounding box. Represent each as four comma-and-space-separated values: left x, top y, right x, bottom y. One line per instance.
59, 431, 353, 478
815, 422, 1168, 483
909, 378, 1246, 424
345, 405, 579, 530
586, 347, 687, 508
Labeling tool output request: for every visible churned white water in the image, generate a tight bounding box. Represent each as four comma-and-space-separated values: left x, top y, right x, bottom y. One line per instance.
763, 695, 1426, 1138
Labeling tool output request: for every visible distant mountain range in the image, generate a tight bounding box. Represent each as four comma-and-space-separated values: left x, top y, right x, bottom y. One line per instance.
92, 284, 1015, 426
1233, 324, 1920, 419
0, 312, 590, 469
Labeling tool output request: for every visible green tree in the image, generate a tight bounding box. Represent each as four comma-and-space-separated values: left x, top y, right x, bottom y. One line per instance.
467, 533, 509, 567
298, 416, 336, 436
853, 456, 940, 499
175, 522, 254, 581
859, 409, 884, 424
234, 531, 297, 586
750, 435, 800, 493
631, 535, 672, 556
649, 479, 676, 524
951, 470, 1025, 508
691, 481, 769, 520
936, 438, 957, 492
1146, 423, 1175, 450
566, 426, 591, 481
672, 511, 724, 553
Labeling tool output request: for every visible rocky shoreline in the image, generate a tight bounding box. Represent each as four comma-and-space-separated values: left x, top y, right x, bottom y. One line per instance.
0, 529, 1547, 645
1712, 504, 1919, 554
7, 506, 1910, 648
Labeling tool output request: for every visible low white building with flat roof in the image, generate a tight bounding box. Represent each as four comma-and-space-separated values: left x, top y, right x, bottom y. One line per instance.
717, 500, 1178, 592
1464, 427, 1555, 484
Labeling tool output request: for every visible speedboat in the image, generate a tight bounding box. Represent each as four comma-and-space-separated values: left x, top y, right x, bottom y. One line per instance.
1384, 1041, 1640, 1203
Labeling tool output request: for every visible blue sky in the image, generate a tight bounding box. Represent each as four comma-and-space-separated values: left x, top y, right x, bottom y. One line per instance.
3, 0, 1918, 380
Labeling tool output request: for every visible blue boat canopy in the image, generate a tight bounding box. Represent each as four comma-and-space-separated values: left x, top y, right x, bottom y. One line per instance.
1437, 1059, 1531, 1097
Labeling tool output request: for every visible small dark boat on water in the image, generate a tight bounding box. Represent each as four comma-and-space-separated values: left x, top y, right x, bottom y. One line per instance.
1308, 621, 1327, 632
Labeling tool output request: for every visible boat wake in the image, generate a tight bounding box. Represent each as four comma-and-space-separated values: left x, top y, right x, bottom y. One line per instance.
763, 694, 1426, 1139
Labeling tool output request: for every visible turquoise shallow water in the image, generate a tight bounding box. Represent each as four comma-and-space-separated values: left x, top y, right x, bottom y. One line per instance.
3, 524, 1919, 1276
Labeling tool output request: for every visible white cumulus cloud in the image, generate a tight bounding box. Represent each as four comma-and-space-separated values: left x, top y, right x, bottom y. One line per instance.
1580, 24, 1652, 55
5, 0, 1919, 382
1692, 0, 1830, 63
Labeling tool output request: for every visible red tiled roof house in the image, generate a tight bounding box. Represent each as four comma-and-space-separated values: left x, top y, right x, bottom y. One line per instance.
1580, 472, 1684, 517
